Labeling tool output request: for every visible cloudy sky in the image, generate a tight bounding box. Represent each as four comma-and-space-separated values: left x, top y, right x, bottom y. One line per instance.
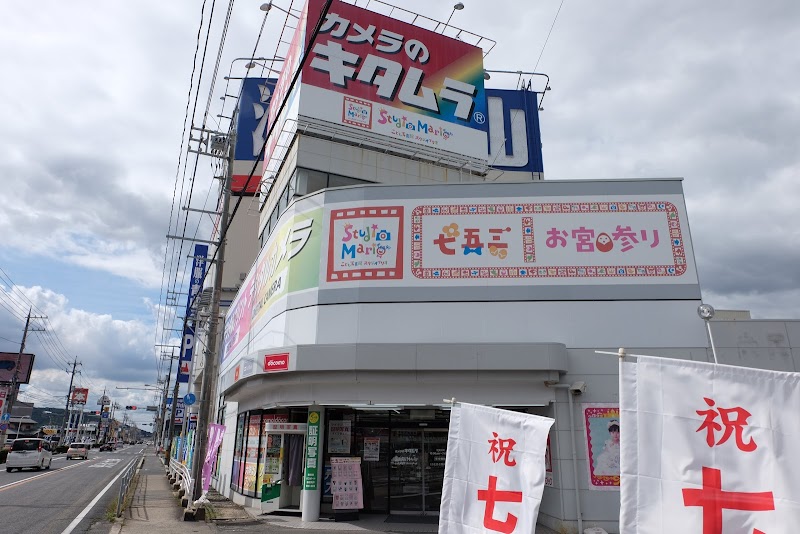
1, 0, 798, 423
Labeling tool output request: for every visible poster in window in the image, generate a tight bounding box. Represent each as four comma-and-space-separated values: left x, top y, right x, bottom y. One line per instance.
582, 403, 620, 490
363, 437, 380, 461
243, 414, 262, 494
328, 420, 352, 454
331, 457, 363, 510
545, 434, 554, 487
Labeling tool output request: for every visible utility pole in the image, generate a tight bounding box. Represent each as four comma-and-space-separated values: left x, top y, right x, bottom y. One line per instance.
165, 345, 184, 459
110, 402, 118, 441
59, 358, 80, 447
1, 309, 45, 446
191, 133, 234, 503
98, 387, 106, 443
157, 351, 174, 452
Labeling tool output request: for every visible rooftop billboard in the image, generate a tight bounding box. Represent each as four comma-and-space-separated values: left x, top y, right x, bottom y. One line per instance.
300, 0, 488, 160
0, 352, 35, 384
486, 88, 543, 173
262, 0, 489, 179
232, 77, 277, 194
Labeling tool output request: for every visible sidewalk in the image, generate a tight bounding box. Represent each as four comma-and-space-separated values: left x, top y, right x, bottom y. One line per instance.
113, 451, 558, 534
111, 451, 214, 534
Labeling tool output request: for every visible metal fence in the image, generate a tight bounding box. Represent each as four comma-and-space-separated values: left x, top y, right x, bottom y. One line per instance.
116, 455, 144, 517
168, 457, 194, 501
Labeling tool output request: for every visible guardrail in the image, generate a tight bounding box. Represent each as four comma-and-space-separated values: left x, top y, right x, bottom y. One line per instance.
116, 455, 144, 517
168, 457, 193, 502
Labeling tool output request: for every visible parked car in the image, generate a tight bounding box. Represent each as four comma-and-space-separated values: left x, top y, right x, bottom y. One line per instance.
6, 438, 52, 472
66, 442, 90, 460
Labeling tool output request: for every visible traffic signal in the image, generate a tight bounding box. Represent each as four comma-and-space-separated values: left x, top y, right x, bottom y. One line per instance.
125, 405, 137, 410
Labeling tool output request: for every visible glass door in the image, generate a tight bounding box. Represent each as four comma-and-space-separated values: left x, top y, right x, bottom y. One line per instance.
423, 430, 448, 513
389, 429, 449, 515
390, 429, 424, 513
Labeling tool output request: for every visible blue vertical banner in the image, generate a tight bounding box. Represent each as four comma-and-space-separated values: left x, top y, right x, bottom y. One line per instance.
178, 244, 208, 383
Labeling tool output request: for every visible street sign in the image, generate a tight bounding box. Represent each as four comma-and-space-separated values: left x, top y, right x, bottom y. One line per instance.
183, 393, 196, 406
0, 423, 7, 431
174, 400, 185, 423
146, 405, 158, 412
1, 413, 9, 421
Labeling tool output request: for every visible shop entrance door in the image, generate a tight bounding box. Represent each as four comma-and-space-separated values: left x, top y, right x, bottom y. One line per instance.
389, 429, 448, 515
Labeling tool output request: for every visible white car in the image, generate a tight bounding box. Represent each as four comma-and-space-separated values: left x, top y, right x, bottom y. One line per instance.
6, 438, 53, 472
66, 442, 90, 460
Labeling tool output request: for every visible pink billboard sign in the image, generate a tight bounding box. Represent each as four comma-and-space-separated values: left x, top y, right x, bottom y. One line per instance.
0, 353, 35, 384
300, 0, 488, 159
263, 0, 309, 177
222, 276, 254, 363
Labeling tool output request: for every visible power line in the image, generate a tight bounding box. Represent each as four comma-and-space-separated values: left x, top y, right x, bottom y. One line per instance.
533, 0, 567, 72
155, 0, 214, 354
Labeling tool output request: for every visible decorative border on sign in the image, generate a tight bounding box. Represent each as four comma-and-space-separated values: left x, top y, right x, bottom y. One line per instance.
327, 206, 404, 282
411, 201, 686, 279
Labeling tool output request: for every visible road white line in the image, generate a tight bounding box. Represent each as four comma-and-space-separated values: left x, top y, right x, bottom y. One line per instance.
0, 461, 88, 491
60, 456, 138, 534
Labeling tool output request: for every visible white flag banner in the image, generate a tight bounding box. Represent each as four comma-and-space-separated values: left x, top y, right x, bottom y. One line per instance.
439, 403, 554, 534
620, 355, 800, 533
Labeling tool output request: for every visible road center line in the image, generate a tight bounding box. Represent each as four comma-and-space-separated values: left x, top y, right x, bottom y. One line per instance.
0, 461, 89, 492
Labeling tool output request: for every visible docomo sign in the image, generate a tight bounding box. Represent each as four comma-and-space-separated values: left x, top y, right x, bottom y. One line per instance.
264, 352, 290, 372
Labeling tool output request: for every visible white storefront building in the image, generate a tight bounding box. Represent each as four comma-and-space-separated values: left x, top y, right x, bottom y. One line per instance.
199, 1, 800, 531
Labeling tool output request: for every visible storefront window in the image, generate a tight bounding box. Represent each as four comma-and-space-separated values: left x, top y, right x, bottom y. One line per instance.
231, 413, 246, 492
243, 414, 263, 496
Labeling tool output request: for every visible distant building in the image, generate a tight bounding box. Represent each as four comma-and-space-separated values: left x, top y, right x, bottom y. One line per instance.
5, 401, 37, 441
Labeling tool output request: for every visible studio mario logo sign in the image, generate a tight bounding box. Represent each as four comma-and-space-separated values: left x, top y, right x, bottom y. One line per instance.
263, 352, 289, 372
301, 0, 488, 158
327, 206, 404, 282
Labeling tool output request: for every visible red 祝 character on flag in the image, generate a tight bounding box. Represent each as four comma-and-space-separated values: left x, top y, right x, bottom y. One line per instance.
488, 432, 517, 466
695, 397, 757, 452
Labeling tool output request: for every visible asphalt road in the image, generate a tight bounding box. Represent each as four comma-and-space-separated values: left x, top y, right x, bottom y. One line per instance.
0, 445, 145, 534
